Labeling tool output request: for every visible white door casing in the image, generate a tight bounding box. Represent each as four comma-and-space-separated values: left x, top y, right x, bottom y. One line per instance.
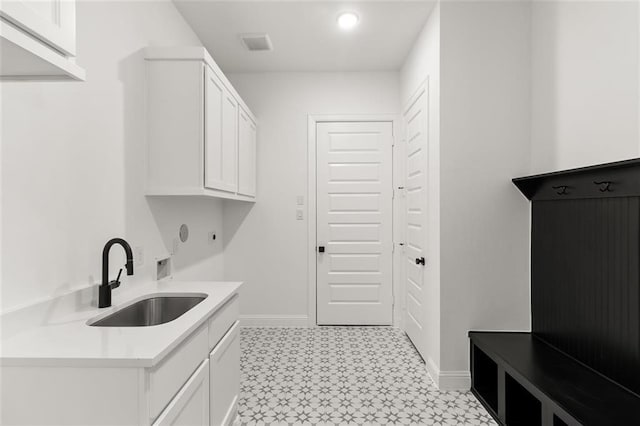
403, 84, 428, 359
316, 121, 394, 325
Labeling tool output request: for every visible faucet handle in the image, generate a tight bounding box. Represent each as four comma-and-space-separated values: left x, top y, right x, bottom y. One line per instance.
109, 268, 123, 289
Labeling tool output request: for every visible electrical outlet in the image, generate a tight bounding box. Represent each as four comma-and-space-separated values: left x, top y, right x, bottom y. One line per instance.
208, 231, 217, 245
296, 209, 304, 220
134, 246, 145, 266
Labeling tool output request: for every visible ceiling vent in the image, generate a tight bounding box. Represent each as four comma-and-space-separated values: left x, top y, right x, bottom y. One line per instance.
239, 33, 273, 52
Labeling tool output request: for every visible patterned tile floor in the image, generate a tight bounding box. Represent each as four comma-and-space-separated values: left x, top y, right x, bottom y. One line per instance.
238, 327, 497, 425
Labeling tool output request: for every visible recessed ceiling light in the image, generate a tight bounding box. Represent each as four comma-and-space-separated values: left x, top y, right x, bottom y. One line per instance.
337, 12, 359, 30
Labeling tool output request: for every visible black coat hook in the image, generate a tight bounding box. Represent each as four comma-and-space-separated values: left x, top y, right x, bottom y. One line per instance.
552, 185, 569, 195
594, 181, 613, 192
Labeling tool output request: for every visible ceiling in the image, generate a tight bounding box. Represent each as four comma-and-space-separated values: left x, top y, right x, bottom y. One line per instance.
173, 1, 436, 72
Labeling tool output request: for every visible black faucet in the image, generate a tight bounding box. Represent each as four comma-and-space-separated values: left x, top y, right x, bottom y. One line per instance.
99, 238, 134, 308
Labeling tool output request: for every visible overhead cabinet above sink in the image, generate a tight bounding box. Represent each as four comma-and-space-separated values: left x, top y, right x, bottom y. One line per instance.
0, 0, 85, 80
145, 47, 257, 202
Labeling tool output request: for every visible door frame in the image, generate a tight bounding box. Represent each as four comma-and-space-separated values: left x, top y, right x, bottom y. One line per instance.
307, 114, 403, 327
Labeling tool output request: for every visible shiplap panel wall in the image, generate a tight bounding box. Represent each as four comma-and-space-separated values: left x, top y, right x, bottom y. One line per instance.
532, 197, 640, 395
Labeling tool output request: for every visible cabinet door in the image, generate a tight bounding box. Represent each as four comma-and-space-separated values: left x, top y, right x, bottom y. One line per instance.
205, 66, 237, 193
221, 92, 238, 192
204, 67, 227, 192
237, 107, 256, 197
0, 0, 76, 55
210, 322, 240, 426
154, 360, 210, 426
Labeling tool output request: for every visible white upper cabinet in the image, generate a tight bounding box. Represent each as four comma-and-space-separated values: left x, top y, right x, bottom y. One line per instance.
145, 47, 257, 202
238, 106, 257, 197
0, 0, 85, 80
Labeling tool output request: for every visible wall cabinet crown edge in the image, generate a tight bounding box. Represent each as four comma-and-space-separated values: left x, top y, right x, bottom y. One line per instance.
0, 0, 85, 81
145, 46, 257, 202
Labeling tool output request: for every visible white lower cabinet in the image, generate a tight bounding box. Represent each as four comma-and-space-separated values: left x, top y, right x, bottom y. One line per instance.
154, 305, 239, 426
0, 294, 240, 426
210, 322, 240, 426
154, 360, 210, 426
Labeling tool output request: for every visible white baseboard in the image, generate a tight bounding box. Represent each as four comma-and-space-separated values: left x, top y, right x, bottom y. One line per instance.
240, 314, 309, 327
426, 357, 471, 391
439, 370, 471, 391
426, 357, 440, 387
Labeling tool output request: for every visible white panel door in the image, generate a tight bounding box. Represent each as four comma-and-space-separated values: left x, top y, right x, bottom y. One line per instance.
237, 106, 256, 197
403, 86, 428, 359
316, 121, 394, 325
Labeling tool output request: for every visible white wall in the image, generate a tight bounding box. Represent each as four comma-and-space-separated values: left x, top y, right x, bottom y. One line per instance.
400, 1, 532, 388
401, 2, 440, 106
1, 1, 224, 313
531, 1, 640, 173
223, 72, 400, 323
400, 0, 639, 389
438, 0, 532, 379
399, 3, 442, 374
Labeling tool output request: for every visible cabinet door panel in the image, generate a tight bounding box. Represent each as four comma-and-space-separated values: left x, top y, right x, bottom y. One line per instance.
204, 67, 226, 191
0, 0, 76, 55
237, 107, 256, 197
221, 93, 238, 192
210, 322, 240, 426
154, 360, 210, 426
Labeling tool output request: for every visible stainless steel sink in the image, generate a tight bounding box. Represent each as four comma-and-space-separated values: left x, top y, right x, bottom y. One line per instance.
89, 294, 207, 327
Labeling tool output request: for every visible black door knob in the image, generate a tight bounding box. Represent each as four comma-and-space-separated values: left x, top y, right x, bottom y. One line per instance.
318, 246, 325, 253
415, 257, 425, 266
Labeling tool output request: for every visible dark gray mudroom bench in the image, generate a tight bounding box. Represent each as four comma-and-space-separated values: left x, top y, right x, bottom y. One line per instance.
470, 158, 640, 426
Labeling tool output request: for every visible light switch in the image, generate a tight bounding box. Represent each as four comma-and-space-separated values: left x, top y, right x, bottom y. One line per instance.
134, 246, 145, 266
296, 195, 304, 206
296, 209, 304, 220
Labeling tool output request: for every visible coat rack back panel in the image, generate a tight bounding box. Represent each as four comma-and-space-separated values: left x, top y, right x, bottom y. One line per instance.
531, 196, 640, 396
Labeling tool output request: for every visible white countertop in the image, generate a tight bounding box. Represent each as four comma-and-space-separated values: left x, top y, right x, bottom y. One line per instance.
0, 281, 241, 368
